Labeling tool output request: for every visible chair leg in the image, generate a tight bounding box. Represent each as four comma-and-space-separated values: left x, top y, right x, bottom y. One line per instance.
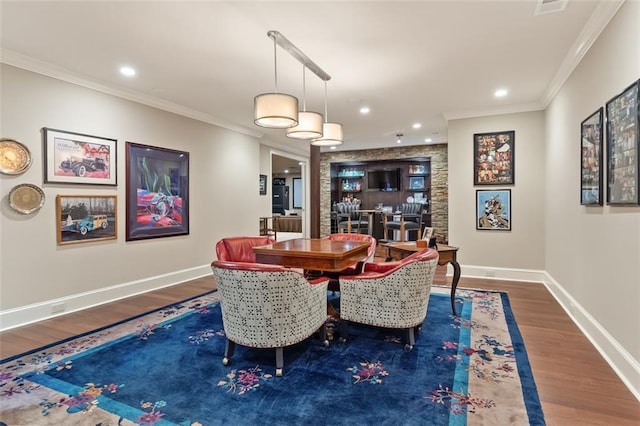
223, 339, 235, 365
275, 347, 284, 377
339, 320, 348, 343
404, 327, 415, 351
319, 322, 329, 347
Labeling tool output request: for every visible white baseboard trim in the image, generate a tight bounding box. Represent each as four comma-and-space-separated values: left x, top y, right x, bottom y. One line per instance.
455, 264, 546, 283
0, 264, 212, 332
543, 272, 640, 401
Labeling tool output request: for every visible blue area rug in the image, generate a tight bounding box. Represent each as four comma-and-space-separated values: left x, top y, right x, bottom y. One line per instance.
0, 286, 545, 425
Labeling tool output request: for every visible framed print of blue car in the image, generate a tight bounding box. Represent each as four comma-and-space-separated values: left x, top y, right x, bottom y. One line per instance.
125, 142, 189, 241
43, 128, 117, 186
56, 195, 117, 245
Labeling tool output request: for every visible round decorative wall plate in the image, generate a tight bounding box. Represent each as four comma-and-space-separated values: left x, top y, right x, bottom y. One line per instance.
0, 138, 32, 175
8, 183, 45, 215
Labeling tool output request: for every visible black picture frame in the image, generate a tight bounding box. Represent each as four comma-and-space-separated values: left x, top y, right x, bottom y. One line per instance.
259, 174, 267, 195
43, 127, 117, 186
473, 130, 515, 185
408, 176, 425, 190
476, 189, 511, 231
606, 80, 640, 205
125, 142, 189, 241
580, 108, 604, 205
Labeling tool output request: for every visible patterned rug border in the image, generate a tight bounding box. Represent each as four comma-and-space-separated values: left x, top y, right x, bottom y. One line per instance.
0, 289, 218, 364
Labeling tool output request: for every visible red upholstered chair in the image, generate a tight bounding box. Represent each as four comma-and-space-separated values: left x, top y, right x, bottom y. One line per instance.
321, 233, 377, 292
215, 236, 275, 263
338, 248, 439, 351
211, 260, 330, 376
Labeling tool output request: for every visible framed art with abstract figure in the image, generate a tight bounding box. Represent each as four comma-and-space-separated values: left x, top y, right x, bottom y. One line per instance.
56, 195, 117, 245
606, 79, 639, 205
474, 130, 515, 185
580, 108, 604, 205
126, 142, 189, 241
476, 189, 511, 231
43, 128, 117, 186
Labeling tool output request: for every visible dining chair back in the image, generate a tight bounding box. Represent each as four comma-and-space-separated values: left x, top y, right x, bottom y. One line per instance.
335, 202, 368, 234
211, 260, 330, 376
338, 248, 439, 350
215, 236, 275, 263
382, 202, 425, 242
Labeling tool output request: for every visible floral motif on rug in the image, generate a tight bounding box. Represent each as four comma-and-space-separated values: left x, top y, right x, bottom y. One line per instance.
0, 287, 545, 425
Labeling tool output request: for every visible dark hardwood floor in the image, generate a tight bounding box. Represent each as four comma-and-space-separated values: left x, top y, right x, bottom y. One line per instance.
1, 262, 639, 425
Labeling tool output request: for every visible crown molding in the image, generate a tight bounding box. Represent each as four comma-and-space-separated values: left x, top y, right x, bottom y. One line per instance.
443, 101, 544, 121
0, 48, 263, 139
539, 0, 625, 108
443, 0, 625, 122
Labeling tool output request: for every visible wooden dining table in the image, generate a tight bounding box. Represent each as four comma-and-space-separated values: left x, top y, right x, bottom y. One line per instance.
253, 238, 370, 272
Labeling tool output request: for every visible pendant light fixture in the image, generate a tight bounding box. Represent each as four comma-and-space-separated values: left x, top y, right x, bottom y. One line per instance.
286, 65, 323, 139
311, 81, 343, 146
254, 36, 298, 128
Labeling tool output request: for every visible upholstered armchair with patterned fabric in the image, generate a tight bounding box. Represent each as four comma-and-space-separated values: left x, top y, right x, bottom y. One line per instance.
335, 202, 368, 234
382, 202, 424, 242
338, 248, 439, 351
215, 236, 275, 263
211, 260, 330, 376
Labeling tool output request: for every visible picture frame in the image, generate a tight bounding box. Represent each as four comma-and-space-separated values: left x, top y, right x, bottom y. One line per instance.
43, 128, 117, 186
408, 164, 426, 174
476, 189, 511, 231
56, 195, 117, 245
408, 176, 425, 190
259, 174, 267, 195
606, 80, 639, 205
125, 142, 189, 241
473, 130, 515, 185
580, 108, 604, 205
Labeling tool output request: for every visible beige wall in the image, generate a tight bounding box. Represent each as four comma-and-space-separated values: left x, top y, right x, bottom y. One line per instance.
0, 64, 263, 316
545, 1, 639, 365
448, 111, 546, 272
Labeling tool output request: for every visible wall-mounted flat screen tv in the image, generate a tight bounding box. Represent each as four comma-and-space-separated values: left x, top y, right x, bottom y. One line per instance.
368, 169, 401, 191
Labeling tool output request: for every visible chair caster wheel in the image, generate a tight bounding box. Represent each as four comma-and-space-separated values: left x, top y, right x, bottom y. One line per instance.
323, 340, 330, 347
275, 368, 283, 377
222, 357, 230, 366
404, 344, 413, 352
338, 337, 346, 344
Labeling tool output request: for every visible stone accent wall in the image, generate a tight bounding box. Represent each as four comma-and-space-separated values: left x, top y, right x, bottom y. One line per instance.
320, 144, 449, 243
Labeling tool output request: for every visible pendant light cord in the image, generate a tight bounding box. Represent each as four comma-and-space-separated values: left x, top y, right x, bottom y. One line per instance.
323, 81, 329, 123
273, 38, 278, 93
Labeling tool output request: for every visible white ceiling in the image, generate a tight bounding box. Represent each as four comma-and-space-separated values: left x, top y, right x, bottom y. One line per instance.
0, 1, 622, 154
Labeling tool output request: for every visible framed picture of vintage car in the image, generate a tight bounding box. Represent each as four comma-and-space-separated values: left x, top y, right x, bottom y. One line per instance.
474, 130, 515, 185
580, 108, 604, 205
43, 128, 117, 186
125, 142, 189, 241
56, 195, 117, 245
606, 80, 640, 205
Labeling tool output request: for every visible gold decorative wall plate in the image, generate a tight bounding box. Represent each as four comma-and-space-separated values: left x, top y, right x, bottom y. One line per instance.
8, 183, 45, 215
0, 138, 32, 175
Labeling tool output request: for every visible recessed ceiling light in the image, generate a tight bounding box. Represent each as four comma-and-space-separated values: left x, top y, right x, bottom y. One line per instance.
494, 88, 508, 97
412, 123, 421, 129
424, 138, 432, 143
120, 66, 136, 77
330, 146, 337, 150
360, 106, 370, 114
